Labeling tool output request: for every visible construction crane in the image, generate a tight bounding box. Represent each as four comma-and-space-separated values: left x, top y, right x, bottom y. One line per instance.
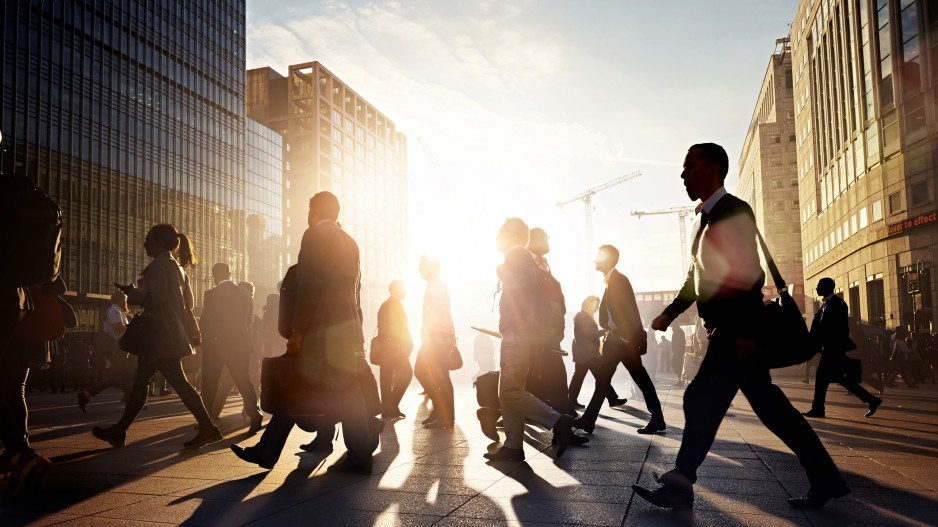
631, 206, 696, 274
556, 170, 642, 288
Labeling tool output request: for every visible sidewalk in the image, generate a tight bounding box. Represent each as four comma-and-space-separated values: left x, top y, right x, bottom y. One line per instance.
2, 374, 936, 526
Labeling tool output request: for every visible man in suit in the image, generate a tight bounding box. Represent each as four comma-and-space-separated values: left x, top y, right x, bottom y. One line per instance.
199, 263, 263, 433
803, 278, 882, 418
376, 280, 413, 420
632, 143, 848, 511
483, 218, 586, 462
231, 191, 376, 474
572, 245, 665, 435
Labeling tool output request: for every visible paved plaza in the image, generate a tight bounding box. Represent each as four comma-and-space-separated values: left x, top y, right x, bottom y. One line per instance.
2, 372, 937, 527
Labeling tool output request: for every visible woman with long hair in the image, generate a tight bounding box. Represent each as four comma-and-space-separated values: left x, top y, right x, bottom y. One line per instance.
91, 224, 222, 448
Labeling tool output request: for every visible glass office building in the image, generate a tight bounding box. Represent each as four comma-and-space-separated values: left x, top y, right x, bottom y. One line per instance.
245, 118, 283, 299
792, 0, 938, 329
1, 1, 247, 322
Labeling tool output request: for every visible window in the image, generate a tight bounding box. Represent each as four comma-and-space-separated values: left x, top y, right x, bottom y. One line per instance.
911, 181, 928, 206
770, 134, 781, 144
771, 201, 785, 211
867, 274, 886, 324
888, 190, 903, 213
872, 199, 883, 221
771, 179, 784, 189
860, 207, 869, 228
849, 284, 861, 319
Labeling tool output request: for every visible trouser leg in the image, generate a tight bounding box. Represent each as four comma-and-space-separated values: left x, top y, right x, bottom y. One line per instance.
589, 358, 620, 401
379, 363, 394, 413
200, 353, 224, 419
582, 349, 622, 422
623, 350, 663, 418
741, 365, 845, 491
227, 353, 261, 417
86, 374, 117, 397
843, 379, 876, 404
414, 349, 430, 393
670, 337, 741, 485
427, 351, 454, 422
116, 361, 160, 430
254, 414, 296, 463
498, 344, 560, 450
568, 363, 588, 403
811, 357, 832, 411
387, 355, 412, 413
334, 358, 374, 467
159, 359, 214, 428
0, 353, 32, 453
359, 365, 381, 417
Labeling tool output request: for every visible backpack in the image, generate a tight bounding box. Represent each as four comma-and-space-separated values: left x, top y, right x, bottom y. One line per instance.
0, 173, 62, 287
534, 265, 566, 345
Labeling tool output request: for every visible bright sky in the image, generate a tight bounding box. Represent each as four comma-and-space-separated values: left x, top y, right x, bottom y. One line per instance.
246, 0, 798, 333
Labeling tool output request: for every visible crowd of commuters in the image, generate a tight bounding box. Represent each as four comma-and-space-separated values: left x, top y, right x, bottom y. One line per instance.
1, 142, 921, 515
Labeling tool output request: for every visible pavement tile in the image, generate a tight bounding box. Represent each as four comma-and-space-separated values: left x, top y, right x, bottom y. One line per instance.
244, 508, 440, 527
452, 496, 626, 525
296, 488, 472, 516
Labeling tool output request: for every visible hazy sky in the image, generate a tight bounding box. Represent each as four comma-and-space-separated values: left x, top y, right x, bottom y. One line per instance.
246, 0, 798, 329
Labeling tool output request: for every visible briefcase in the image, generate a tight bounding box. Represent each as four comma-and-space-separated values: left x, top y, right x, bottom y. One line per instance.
474, 370, 500, 408
832, 357, 863, 385
260, 354, 332, 417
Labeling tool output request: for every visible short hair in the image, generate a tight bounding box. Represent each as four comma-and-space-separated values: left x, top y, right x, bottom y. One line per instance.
598, 244, 620, 266
212, 262, 230, 276
499, 217, 530, 247
238, 281, 255, 295
527, 227, 549, 257
389, 280, 405, 295
309, 191, 340, 221
689, 143, 729, 181
110, 290, 127, 305
818, 277, 835, 290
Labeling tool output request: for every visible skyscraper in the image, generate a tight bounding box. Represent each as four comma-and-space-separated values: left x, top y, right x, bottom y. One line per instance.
791, 0, 938, 329
738, 38, 806, 311
1, 2, 248, 327
245, 118, 284, 300
247, 61, 408, 322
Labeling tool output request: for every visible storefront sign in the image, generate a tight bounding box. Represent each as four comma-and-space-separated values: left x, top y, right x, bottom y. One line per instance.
887, 210, 938, 237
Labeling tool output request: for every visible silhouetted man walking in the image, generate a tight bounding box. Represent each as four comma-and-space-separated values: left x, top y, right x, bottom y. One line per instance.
633, 143, 848, 511
199, 263, 263, 432
377, 280, 414, 420
572, 245, 665, 435
802, 277, 882, 419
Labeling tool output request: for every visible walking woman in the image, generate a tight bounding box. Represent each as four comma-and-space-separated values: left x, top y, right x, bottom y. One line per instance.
568, 295, 625, 409
92, 224, 222, 448
415, 256, 456, 429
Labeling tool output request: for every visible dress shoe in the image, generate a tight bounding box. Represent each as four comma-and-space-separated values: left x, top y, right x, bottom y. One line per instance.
609, 398, 628, 407
327, 458, 372, 475
422, 411, 440, 425
865, 397, 883, 418
787, 485, 850, 509
77, 391, 91, 413
300, 436, 334, 454
477, 407, 501, 442
3, 449, 51, 504
571, 417, 595, 434
801, 409, 826, 418
184, 425, 223, 448
637, 417, 667, 435
553, 414, 589, 458
91, 426, 126, 447
483, 447, 524, 462
632, 483, 694, 510
230, 444, 276, 469
248, 414, 264, 434
572, 402, 586, 410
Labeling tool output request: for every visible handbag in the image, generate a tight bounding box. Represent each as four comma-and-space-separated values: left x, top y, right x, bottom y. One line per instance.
184, 307, 201, 347
260, 353, 333, 416
119, 296, 152, 357
754, 230, 817, 368
12, 285, 66, 341
447, 341, 464, 371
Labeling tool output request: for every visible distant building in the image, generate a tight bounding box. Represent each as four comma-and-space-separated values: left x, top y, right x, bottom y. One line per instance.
0, 2, 247, 329
737, 38, 806, 312
246, 61, 408, 321
791, 0, 938, 330
245, 119, 284, 301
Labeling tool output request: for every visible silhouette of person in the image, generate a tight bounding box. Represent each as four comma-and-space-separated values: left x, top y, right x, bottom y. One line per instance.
484, 218, 586, 462
93, 224, 222, 449
78, 290, 133, 411
572, 245, 665, 435
198, 263, 264, 432
568, 295, 625, 409
802, 278, 882, 419
472, 332, 496, 381
231, 192, 375, 474
524, 227, 572, 414
415, 256, 456, 429
633, 143, 848, 511
670, 322, 686, 386
376, 280, 414, 420
260, 293, 286, 358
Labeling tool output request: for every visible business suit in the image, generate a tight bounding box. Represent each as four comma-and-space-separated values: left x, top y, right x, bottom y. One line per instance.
568, 310, 619, 406
377, 296, 413, 417
656, 191, 845, 495
809, 295, 877, 413
580, 269, 663, 425
199, 280, 261, 421
250, 220, 375, 469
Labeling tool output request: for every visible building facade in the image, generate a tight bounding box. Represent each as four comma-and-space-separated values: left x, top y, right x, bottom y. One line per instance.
792, 0, 938, 331
246, 62, 408, 322
245, 118, 283, 301
1, 1, 248, 327
738, 38, 807, 311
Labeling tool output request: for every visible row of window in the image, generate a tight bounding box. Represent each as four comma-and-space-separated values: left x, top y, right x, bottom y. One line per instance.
806, 198, 884, 265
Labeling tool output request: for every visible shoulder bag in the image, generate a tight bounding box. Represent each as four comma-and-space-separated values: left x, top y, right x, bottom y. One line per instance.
119, 295, 152, 357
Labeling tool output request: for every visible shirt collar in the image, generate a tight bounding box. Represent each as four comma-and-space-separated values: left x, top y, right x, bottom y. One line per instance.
604, 268, 616, 284
314, 219, 335, 228
701, 187, 728, 214
822, 293, 835, 304
217, 279, 233, 286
